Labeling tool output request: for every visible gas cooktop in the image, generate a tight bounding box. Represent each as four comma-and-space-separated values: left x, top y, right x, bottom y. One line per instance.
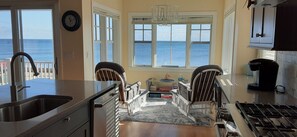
236, 101, 297, 137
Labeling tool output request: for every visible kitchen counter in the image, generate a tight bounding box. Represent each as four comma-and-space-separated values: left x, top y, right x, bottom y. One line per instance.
216, 74, 297, 137
0, 79, 117, 137
216, 74, 297, 105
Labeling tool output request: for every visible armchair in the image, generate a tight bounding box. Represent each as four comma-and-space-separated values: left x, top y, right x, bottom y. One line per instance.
95, 62, 148, 115
171, 65, 223, 122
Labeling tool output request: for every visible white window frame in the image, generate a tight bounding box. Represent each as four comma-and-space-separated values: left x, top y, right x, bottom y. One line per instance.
128, 12, 217, 72
92, 2, 121, 78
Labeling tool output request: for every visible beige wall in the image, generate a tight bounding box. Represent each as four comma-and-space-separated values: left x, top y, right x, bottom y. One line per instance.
122, 0, 225, 85
224, 0, 236, 13
94, 0, 123, 11
59, 0, 85, 80
223, 0, 257, 74
232, 0, 257, 74
58, 0, 122, 80
82, 0, 93, 80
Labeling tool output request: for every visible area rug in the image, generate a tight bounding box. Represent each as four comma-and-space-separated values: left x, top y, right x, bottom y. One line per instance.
119, 98, 212, 126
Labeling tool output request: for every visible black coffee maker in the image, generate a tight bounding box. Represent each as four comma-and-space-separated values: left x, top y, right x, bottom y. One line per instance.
247, 58, 279, 91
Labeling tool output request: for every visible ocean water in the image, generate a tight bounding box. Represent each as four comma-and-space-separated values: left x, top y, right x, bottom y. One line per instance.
0, 39, 54, 62
135, 41, 209, 67
0, 39, 209, 67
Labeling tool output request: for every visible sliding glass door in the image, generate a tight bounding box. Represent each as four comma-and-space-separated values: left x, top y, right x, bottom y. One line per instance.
0, 10, 13, 85
0, 7, 56, 86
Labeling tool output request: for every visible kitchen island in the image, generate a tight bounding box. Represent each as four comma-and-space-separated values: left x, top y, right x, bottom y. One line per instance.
0, 79, 118, 137
216, 74, 297, 137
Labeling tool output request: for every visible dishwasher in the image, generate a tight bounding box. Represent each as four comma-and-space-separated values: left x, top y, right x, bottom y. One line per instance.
90, 86, 120, 137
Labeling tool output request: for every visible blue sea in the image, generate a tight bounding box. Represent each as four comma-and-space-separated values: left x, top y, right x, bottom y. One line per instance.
0, 39, 209, 66
0, 39, 54, 62
135, 41, 209, 67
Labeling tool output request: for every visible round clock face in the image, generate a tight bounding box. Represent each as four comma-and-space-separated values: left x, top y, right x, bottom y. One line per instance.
62, 10, 81, 31
65, 15, 77, 27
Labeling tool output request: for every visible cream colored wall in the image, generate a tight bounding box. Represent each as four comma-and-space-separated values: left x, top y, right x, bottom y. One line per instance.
222, 0, 257, 74
59, 0, 85, 80
224, 0, 236, 13
94, 0, 123, 11
122, 0, 225, 85
82, 0, 93, 80
58, 0, 122, 80
232, 0, 257, 74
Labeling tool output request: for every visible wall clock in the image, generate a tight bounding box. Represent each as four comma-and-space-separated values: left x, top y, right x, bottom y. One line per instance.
62, 10, 81, 31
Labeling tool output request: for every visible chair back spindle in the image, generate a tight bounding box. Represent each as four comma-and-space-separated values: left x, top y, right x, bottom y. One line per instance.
190, 65, 223, 103
95, 62, 127, 101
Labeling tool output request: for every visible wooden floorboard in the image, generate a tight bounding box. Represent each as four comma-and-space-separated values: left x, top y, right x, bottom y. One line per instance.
119, 121, 216, 137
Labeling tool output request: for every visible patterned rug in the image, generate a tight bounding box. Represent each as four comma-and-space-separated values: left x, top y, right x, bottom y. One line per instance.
119, 98, 212, 126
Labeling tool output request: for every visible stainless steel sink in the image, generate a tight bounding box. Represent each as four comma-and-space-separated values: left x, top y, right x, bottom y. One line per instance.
0, 95, 72, 122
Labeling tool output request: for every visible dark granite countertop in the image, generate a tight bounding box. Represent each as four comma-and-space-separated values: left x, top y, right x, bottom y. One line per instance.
216, 74, 297, 105
216, 74, 297, 137
0, 79, 117, 137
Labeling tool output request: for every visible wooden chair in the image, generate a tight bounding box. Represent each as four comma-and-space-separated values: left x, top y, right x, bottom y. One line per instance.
171, 65, 223, 122
95, 62, 148, 115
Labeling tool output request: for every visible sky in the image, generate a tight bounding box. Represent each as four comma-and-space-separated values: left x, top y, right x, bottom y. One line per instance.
0, 9, 53, 39
135, 24, 211, 42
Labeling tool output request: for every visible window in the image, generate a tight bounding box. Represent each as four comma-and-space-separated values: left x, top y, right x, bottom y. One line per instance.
106, 17, 113, 62
190, 24, 211, 66
130, 14, 214, 69
93, 12, 119, 65
93, 13, 101, 66
134, 24, 152, 66
157, 25, 187, 67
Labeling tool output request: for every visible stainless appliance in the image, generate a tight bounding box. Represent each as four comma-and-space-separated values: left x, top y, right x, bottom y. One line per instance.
90, 87, 120, 137
248, 59, 279, 91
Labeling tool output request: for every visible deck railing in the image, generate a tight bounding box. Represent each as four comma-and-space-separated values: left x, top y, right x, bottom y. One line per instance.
0, 59, 55, 85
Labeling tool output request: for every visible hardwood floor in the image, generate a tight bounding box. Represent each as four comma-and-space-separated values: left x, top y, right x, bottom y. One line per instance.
119, 121, 216, 137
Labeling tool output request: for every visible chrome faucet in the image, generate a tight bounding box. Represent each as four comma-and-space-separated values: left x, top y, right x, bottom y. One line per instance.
10, 52, 39, 102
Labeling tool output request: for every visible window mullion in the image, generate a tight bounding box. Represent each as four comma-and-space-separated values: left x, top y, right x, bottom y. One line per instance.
100, 16, 107, 61
112, 18, 117, 63
170, 25, 172, 65
186, 24, 191, 68
152, 24, 157, 67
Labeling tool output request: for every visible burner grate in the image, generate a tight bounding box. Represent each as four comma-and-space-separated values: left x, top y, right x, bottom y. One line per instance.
236, 101, 297, 137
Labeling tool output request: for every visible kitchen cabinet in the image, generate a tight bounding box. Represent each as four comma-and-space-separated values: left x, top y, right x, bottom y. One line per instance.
33, 105, 90, 137
249, 0, 297, 50
68, 122, 90, 137
273, 1, 297, 50
250, 7, 276, 49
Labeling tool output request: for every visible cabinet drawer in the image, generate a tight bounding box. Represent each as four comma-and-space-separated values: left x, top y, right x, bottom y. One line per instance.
94, 89, 117, 106
34, 105, 89, 137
